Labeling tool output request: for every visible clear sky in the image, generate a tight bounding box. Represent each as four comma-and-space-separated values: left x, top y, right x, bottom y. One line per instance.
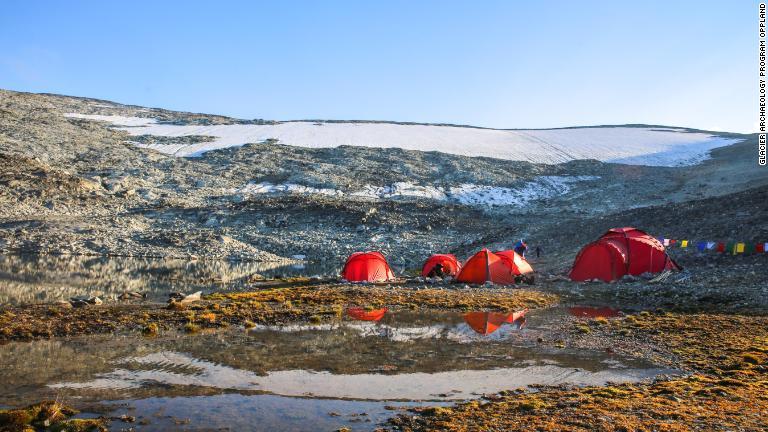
0, 1, 754, 132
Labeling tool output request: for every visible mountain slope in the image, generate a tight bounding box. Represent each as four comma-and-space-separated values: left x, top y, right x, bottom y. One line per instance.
0, 89, 765, 268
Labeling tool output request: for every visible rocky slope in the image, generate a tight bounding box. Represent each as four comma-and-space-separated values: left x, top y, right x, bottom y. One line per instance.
0, 89, 765, 270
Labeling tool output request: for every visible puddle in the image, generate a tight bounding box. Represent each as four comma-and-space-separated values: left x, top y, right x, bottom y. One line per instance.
568, 306, 623, 318
0, 254, 339, 305
0, 309, 676, 430
108, 394, 419, 432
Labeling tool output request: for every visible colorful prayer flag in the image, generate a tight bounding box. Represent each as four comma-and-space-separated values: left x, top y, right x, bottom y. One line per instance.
657, 238, 762, 254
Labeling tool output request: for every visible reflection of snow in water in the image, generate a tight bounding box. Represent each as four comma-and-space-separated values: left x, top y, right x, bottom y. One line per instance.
248, 321, 524, 343
50, 351, 670, 401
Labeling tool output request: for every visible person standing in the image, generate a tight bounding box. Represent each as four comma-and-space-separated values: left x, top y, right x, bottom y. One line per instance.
513, 239, 528, 257
535, 246, 541, 258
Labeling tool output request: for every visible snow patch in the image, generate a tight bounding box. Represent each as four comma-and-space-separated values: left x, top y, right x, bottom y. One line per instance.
351, 182, 448, 200
237, 182, 343, 197
449, 176, 598, 206
65, 113, 742, 166
237, 176, 599, 207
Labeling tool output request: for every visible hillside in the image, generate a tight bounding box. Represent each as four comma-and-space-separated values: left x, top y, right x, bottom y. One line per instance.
0, 89, 765, 269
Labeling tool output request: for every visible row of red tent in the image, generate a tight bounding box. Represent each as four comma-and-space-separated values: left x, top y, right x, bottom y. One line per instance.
342, 248, 534, 285
341, 227, 681, 284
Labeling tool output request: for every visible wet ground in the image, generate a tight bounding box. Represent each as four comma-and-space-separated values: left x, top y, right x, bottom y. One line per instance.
0, 254, 338, 305
0, 308, 674, 431
12, 255, 761, 431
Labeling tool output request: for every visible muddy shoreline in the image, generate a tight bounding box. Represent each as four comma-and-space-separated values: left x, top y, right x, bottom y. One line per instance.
0, 281, 556, 342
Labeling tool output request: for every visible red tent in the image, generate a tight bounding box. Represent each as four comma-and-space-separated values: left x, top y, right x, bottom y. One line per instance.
456, 249, 519, 285
569, 227, 680, 282
464, 309, 528, 335
421, 254, 461, 277
494, 250, 534, 275
341, 251, 395, 282
347, 307, 388, 321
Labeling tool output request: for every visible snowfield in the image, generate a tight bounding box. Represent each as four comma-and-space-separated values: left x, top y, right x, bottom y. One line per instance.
237, 176, 599, 207
64, 113, 741, 166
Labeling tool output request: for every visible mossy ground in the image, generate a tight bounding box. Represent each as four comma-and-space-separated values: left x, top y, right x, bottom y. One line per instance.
7, 280, 767, 430
387, 312, 768, 431
0, 283, 556, 341
0, 401, 106, 432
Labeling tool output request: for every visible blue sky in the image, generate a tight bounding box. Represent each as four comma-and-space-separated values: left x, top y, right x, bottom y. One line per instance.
0, 1, 753, 132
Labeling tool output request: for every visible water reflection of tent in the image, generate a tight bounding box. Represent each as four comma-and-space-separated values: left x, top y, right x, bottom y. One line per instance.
463, 309, 528, 335
568, 306, 621, 318
347, 307, 388, 321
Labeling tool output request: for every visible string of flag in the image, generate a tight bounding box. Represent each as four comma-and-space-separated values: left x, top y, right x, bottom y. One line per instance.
658, 237, 768, 255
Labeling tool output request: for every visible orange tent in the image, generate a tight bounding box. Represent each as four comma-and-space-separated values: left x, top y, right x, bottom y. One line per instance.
569, 227, 680, 282
421, 254, 461, 277
456, 249, 518, 285
347, 307, 388, 321
464, 309, 528, 335
494, 250, 534, 275
341, 251, 395, 282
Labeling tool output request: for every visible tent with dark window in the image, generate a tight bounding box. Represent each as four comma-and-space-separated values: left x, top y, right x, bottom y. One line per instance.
421, 254, 461, 278
341, 251, 395, 282
569, 227, 680, 282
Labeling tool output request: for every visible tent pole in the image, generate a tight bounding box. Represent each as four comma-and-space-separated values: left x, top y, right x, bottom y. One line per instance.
485, 250, 491, 282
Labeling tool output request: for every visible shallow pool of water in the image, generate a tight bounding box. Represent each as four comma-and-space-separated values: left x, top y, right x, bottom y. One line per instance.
0, 309, 675, 431
0, 254, 338, 305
